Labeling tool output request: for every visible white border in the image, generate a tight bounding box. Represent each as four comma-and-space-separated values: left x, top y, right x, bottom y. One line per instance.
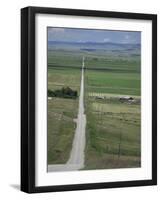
35, 14, 152, 186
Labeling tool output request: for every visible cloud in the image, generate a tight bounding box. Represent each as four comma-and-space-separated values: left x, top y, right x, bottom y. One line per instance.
125, 35, 130, 39
103, 38, 110, 42
48, 28, 66, 41
121, 34, 138, 44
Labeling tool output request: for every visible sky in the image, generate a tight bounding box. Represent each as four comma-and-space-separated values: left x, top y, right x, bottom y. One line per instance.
48, 27, 141, 44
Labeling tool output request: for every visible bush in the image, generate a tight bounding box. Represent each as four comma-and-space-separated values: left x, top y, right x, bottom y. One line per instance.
48, 87, 78, 99
48, 89, 55, 97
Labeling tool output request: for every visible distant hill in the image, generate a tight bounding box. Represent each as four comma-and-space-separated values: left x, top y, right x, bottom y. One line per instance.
48, 41, 141, 48
48, 41, 141, 54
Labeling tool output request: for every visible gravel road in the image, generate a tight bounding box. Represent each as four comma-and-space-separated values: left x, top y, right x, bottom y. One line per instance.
48, 57, 86, 172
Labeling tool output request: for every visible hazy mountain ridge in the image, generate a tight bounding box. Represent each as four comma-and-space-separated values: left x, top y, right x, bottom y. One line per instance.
48, 41, 141, 54
49, 40, 140, 47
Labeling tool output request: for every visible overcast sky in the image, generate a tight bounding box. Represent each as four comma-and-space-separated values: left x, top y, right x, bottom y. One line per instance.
48, 27, 141, 44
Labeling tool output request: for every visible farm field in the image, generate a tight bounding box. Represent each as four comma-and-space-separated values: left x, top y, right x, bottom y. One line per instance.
84, 55, 141, 169
47, 50, 141, 169
47, 51, 81, 164
85, 55, 140, 96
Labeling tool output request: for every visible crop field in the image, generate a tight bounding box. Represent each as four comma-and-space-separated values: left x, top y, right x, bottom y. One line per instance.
85, 55, 140, 96
84, 54, 141, 169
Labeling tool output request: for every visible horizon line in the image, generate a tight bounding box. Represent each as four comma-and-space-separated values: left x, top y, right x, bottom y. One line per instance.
48, 40, 141, 45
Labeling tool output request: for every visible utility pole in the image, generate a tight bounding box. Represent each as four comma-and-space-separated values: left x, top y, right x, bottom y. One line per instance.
118, 113, 124, 162
118, 129, 122, 161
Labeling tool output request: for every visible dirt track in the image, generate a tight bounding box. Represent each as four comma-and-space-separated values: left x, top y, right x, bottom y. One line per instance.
48, 57, 86, 172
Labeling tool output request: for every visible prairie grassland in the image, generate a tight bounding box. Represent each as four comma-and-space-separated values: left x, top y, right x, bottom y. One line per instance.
48, 98, 78, 164
85, 98, 141, 168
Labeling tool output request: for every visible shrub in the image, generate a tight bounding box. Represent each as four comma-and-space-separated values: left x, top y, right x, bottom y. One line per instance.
48, 89, 55, 97
48, 87, 78, 99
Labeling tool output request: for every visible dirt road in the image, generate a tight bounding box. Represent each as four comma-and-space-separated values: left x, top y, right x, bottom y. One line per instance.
48, 57, 86, 172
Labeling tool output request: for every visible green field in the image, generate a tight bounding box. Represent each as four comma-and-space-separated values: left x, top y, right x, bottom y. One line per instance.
47, 49, 141, 169
84, 97, 141, 169
47, 51, 81, 164
48, 98, 78, 164
85, 55, 140, 96
84, 55, 141, 169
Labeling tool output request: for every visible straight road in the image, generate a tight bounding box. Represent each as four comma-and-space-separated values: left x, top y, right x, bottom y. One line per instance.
48, 57, 86, 172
